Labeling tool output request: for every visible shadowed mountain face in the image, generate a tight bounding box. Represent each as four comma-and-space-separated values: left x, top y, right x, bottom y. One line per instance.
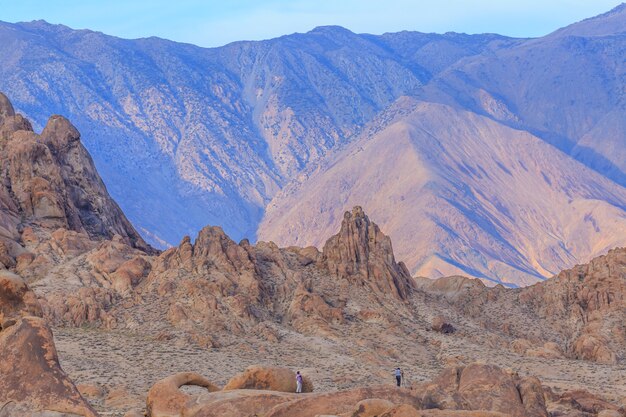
0, 5, 625, 285
418, 4, 626, 187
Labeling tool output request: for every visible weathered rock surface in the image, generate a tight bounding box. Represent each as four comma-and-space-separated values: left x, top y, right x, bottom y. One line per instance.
223, 366, 313, 393
144, 364, 555, 417
417, 247, 626, 364
418, 364, 547, 417
0, 92, 152, 272
146, 372, 219, 417
322, 206, 414, 300
431, 316, 455, 334
0, 271, 96, 416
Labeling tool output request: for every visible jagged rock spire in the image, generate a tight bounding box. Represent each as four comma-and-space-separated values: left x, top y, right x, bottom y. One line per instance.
0, 92, 15, 123
321, 206, 413, 299
0, 92, 152, 253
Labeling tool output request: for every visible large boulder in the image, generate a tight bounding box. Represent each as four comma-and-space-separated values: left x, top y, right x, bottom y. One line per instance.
223, 366, 313, 393
265, 386, 421, 417
431, 315, 455, 333
0, 316, 97, 416
418, 364, 547, 417
0, 270, 96, 416
572, 333, 617, 364
0, 269, 42, 327
146, 372, 219, 417
183, 390, 297, 417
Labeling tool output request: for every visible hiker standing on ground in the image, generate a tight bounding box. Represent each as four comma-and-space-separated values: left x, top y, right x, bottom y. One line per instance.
296, 371, 303, 393
394, 367, 402, 387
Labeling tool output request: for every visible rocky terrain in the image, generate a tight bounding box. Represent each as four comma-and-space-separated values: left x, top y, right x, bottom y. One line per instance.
0, 5, 625, 285
1, 96, 625, 416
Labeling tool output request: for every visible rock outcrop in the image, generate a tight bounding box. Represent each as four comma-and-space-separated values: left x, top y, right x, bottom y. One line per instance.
322, 206, 414, 300
418, 364, 547, 417
223, 366, 313, 393
134, 206, 418, 343
146, 372, 219, 417
145, 364, 554, 417
0, 92, 152, 271
0, 270, 96, 416
417, 247, 625, 363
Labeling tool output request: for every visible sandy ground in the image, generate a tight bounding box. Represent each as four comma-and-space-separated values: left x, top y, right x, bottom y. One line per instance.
53, 323, 626, 416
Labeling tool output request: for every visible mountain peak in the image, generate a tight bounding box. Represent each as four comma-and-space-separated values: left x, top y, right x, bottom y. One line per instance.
307, 25, 358, 39
309, 25, 354, 34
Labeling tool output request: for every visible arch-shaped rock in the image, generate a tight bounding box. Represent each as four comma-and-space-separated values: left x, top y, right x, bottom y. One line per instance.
147, 372, 220, 417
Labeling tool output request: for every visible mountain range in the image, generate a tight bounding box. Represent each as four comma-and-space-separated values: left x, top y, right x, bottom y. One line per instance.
0, 4, 625, 285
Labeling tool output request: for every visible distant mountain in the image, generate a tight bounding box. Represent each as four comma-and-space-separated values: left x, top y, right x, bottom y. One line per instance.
0, 4, 624, 285
417, 3, 626, 187
258, 98, 626, 286
0, 21, 504, 248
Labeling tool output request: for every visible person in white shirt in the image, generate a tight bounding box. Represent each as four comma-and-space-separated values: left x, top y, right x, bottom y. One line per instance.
296, 371, 303, 393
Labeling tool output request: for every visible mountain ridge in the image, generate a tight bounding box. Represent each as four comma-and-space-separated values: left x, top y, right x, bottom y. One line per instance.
0, 5, 624, 285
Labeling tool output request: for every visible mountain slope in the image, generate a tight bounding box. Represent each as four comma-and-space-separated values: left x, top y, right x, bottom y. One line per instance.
258, 98, 626, 285
0, 21, 506, 247
419, 3, 626, 186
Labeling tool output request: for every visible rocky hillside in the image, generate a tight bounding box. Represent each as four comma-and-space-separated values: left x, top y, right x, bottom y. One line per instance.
1, 5, 625, 285
0, 21, 504, 248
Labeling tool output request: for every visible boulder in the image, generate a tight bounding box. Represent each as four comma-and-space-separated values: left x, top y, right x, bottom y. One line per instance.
431, 315, 455, 333
418, 364, 547, 417
379, 404, 421, 417
183, 390, 297, 417
265, 386, 421, 417
347, 398, 395, 417
146, 372, 219, 417
558, 390, 620, 414
0, 269, 42, 326
572, 334, 617, 364
0, 316, 97, 416
223, 366, 313, 393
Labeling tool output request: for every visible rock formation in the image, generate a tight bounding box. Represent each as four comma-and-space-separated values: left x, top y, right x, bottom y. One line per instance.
0, 92, 624, 417
416, 247, 626, 364
145, 363, 616, 417
0, 92, 152, 273
0, 270, 96, 416
322, 206, 414, 300
223, 366, 313, 393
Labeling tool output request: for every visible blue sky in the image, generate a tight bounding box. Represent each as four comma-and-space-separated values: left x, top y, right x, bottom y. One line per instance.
1, 0, 622, 47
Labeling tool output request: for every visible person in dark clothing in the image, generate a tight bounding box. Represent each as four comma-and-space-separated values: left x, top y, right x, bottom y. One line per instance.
394, 367, 402, 387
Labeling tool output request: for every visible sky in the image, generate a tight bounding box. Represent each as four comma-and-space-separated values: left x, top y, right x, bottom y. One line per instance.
0, 0, 622, 47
